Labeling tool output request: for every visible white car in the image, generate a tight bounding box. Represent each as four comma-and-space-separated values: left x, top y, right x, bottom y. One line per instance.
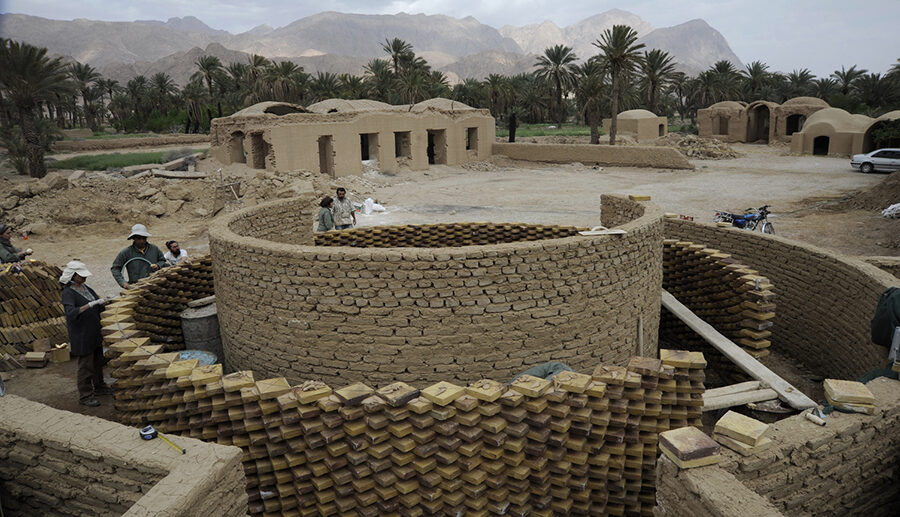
850, 148, 900, 173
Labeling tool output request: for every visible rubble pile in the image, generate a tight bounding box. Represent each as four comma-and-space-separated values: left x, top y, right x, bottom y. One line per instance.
653, 134, 741, 160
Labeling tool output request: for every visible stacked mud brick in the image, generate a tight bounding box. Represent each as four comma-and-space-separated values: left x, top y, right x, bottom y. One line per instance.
660, 239, 776, 372
100, 256, 214, 351
314, 223, 587, 248
0, 261, 67, 354
104, 333, 706, 516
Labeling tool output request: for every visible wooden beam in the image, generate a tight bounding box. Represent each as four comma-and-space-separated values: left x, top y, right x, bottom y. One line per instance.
661, 290, 817, 410
703, 381, 761, 400
703, 388, 779, 411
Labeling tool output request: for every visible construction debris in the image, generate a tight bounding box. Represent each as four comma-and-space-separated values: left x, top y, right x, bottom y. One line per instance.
654, 134, 742, 159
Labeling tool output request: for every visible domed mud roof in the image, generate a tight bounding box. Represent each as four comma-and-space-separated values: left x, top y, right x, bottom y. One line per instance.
306, 98, 394, 113
231, 102, 309, 116
618, 109, 658, 119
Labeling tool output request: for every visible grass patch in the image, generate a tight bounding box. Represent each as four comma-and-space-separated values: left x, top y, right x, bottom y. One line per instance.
496, 123, 599, 138
50, 149, 205, 170
85, 132, 160, 140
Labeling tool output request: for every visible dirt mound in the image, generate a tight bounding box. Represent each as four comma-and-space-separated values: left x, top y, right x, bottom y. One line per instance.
652, 134, 741, 159
834, 172, 900, 211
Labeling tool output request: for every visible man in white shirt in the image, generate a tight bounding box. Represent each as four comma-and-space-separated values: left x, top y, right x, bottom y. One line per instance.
332, 187, 356, 230
164, 240, 189, 265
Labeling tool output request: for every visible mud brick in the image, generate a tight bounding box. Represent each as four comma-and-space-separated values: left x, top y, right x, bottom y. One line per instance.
553, 371, 593, 393
335, 383, 375, 406
593, 365, 627, 385
376, 382, 420, 407
257, 377, 291, 400
823, 379, 875, 405
659, 350, 706, 369
222, 370, 255, 392
467, 379, 505, 402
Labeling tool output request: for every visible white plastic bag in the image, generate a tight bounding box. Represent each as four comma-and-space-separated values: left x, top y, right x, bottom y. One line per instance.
363, 198, 385, 215
882, 203, 900, 218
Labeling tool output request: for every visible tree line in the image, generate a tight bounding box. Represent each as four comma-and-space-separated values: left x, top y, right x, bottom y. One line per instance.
2, 27, 899, 177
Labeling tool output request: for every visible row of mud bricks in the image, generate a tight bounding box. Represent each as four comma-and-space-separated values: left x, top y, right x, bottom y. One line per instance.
313, 223, 587, 248
0, 262, 67, 354
660, 239, 776, 375
100, 257, 214, 351
103, 329, 706, 517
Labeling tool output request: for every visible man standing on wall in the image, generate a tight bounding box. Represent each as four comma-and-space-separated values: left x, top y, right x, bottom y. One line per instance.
333, 187, 356, 230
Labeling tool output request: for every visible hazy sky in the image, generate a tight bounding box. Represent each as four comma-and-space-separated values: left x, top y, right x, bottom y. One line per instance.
2, 0, 898, 77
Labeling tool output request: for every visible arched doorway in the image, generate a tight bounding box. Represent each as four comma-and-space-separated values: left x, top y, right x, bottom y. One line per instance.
785, 114, 806, 135
746, 105, 770, 143
813, 136, 830, 155
863, 120, 900, 152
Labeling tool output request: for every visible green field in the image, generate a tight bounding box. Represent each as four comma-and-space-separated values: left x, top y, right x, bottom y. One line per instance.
496, 124, 599, 138
84, 132, 161, 140
50, 150, 204, 170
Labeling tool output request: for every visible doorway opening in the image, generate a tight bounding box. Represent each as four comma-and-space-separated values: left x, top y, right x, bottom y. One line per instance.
394, 131, 411, 160
717, 117, 729, 135
747, 105, 771, 143
318, 135, 334, 176
466, 127, 478, 151
229, 131, 246, 164
658, 124, 665, 137
813, 136, 830, 155
249, 133, 268, 169
786, 114, 806, 136
427, 129, 447, 165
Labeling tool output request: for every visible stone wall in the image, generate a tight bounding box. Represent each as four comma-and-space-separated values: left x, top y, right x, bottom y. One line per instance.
655, 377, 900, 516
492, 142, 693, 170
209, 195, 664, 386
664, 219, 898, 380
0, 395, 246, 517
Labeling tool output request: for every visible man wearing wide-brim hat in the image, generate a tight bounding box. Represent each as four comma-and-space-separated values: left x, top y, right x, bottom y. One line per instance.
110, 224, 168, 289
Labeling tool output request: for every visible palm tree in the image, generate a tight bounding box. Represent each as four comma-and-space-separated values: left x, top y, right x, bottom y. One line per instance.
639, 49, 677, 115
68, 62, 101, 129
594, 25, 645, 145
126, 75, 148, 127
309, 72, 341, 103
193, 55, 224, 120
534, 45, 578, 125
785, 68, 816, 99
452, 78, 487, 109
363, 59, 394, 103
831, 65, 868, 95
150, 72, 178, 115
485, 74, 512, 118
338, 74, 365, 100
181, 79, 209, 133
0, 40, 71, 177
397, 68, 428, 104
382, 37, 413, 75
94, 78, 120, 123
853, 73, 898, 115
812, 78, 838, 100
741, 61, 771, 101
574, 60, 606, 144
264, 61, 306, 102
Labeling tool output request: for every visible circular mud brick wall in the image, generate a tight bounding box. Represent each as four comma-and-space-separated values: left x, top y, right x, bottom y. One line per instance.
209, 194, 664, 385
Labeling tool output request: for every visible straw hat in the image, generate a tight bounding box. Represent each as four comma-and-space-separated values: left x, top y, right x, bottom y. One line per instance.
59, 260, 92, 284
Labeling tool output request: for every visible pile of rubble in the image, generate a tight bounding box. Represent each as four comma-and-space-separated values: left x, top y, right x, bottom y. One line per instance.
653, 134, 742, 160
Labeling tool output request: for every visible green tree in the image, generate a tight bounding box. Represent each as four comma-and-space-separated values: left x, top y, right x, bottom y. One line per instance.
192, 55, 224, 121
363, 59, 394, 103
149, 72, 178, 115
126, 75, 149, 128
534, 45, 578, 125
68, 61, 101, 129
382, 37, 413, 76
181, 79, 209, 133
0, 39, 71, 177
593, 25, 645, 145
574, 60, 606, 144
740, 61, 772, 101
853, 73, 898, 115
830, 65, 867, 95
639, 49, 677, 115
784, 68, 816, 99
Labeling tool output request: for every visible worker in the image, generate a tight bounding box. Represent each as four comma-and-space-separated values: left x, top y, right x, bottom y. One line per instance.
0, 223, 33, 263
317, 196, 335, 232
111, 224, 167, 289
332, 187, 356, 229
60, 260, 111, 407
164, 240, 189, 266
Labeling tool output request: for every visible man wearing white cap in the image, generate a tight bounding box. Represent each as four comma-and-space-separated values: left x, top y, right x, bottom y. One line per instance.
110, 224, 168, 289
61, 260, 111, 407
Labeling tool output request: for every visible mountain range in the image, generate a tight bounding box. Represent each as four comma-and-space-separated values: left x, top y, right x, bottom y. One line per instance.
0, 9, 744, 86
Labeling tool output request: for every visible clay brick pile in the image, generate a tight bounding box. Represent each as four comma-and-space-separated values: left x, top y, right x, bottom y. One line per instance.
101, 257, 214, 351
104, 332, 706, 516
314, 223, 586, 248
0, 261, 67, 354
660, 239, 776, 372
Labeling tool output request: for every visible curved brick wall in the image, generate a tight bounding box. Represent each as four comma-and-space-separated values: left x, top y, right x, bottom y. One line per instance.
209, 194, 665, 386
665, 219, 899, 379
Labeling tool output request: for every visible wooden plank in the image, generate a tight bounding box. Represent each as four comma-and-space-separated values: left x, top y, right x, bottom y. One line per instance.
661, 290, 817, 410
703, 388, 778, 411
703, 381, 762, 400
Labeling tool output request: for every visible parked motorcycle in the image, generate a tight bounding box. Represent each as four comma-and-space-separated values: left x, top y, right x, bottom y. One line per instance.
713, 205, 775, 234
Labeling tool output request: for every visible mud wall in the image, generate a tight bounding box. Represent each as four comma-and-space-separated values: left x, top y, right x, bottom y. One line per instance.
53, 134, 209, 152
665, 219, 897, 380
656, 377, 900, 516
209, 194, 664, 386
0, 394, 246, 517
492, 142, 693, 169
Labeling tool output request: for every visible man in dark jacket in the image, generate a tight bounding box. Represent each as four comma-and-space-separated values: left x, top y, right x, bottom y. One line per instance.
61, 260, 110, 407
0, 223, 32, 263
111, 223, 167, 289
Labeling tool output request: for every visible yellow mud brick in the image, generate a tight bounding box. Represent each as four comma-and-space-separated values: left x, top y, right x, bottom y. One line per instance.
660, 349, 707, 369
165, 359, 198, 379
552, 371, 592, 393
407, 396, 434, 414
222, 370, 255, 392
586, 381, 607, 398
335, 382, 375, 405
120, 345, 163, 362
257, 377, 292, 400
293, 380, 331, 404
660, 446, 720, 469
826, 398, 875, 415
592, 365, 627, 385
627, 357, 663, 377
376, 381, 420, 407
659, 426, 720, 463
510, 374, 551, 397
466, 379, 504, 402
714, 411, 770, 446
714, 433, 773, 456
628, 194, 651, 201
823, 379, 875, 405
422, 381, 465, 406
189, 363, 222, 386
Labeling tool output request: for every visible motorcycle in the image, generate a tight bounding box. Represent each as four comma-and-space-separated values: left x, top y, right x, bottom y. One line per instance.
713, 205, 775, 234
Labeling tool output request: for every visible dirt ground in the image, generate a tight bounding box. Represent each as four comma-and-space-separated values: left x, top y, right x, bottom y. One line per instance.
1, 139, 897, 416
